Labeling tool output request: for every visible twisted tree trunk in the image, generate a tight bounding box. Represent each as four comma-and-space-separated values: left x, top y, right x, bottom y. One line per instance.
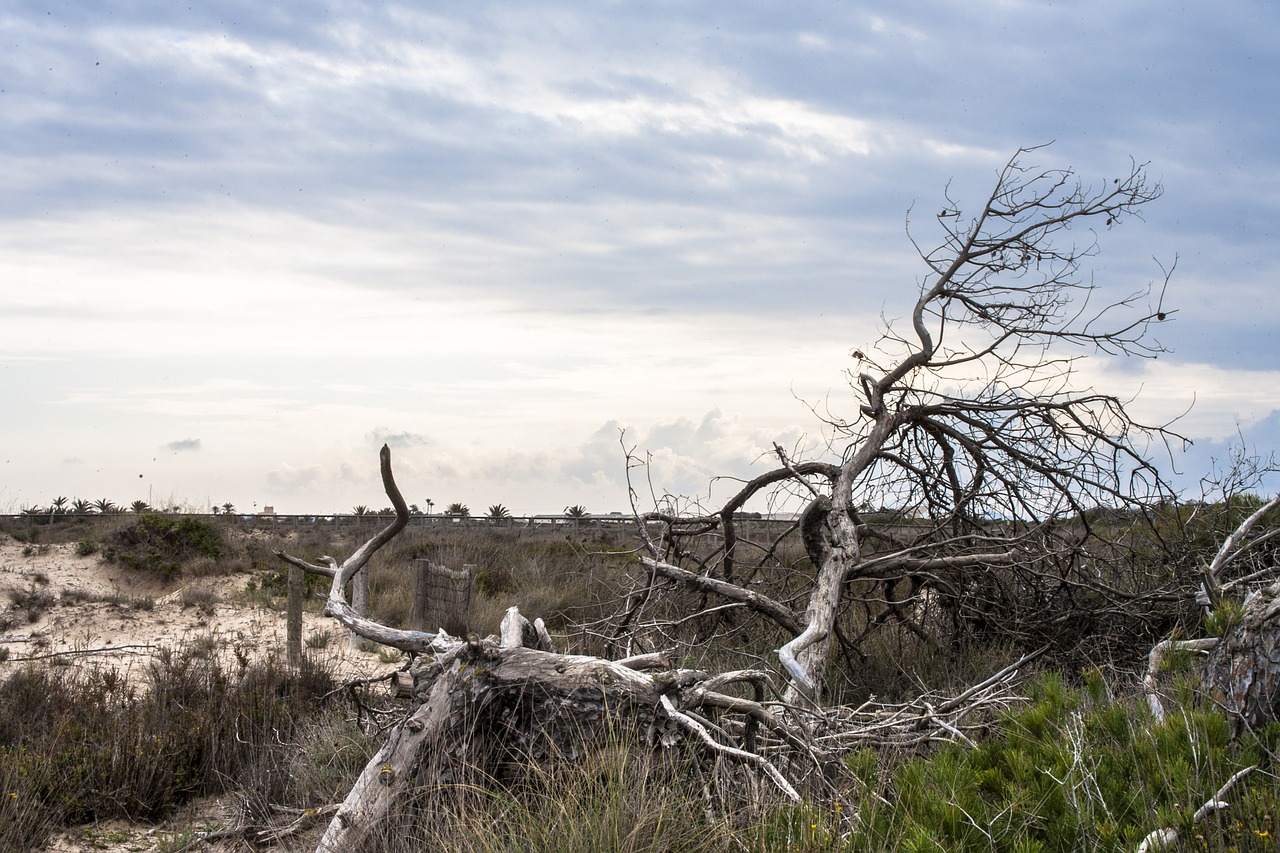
315, 636, 668, 852
1202, 580, 1280, 733
278, 447, 800, 853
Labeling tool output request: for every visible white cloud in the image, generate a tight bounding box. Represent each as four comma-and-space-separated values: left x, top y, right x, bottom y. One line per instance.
1, 0, 1277, 514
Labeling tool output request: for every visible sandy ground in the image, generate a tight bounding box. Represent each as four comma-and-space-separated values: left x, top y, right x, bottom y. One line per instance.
0, 540, 398, 852
0, 541, 389, 680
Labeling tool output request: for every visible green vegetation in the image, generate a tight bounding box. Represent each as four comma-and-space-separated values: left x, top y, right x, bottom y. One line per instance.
305, 630, 333, 649
2, 513, 1278, 850
103, 514, 224, 580
5, 585, 57, 624
823, 673, 1278, 852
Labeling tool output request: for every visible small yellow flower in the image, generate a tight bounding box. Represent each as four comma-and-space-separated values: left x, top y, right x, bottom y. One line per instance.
1258, 830, 1271, 840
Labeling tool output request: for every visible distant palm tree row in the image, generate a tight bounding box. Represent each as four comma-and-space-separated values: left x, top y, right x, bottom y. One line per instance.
20, 497, 146, 515
353, 503, 591, 519
16, 497, 591, 518
19, 498, 235, 516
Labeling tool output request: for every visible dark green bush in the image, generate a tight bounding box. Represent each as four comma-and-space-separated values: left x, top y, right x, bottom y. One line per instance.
103, 515, 224, 580
775, 673, 1279, 852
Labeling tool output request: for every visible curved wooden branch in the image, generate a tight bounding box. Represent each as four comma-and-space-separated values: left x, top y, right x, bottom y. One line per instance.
641, 556, 803, 635
1207, 492, 1280, 601
340, 444, 410, 577
658, 694, 800, 802
275, 444, 435, 653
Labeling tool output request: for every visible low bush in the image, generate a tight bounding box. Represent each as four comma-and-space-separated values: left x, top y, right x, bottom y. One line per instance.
102, 515, 224, 580
754, 672, 1279, 852
5, 585, 57, 623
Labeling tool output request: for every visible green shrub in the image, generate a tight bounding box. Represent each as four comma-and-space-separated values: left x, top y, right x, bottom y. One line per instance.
6, 585, 57, 623
103, 515, 224, 580
74, 539, 97, 557
248, 565, 328, 598
306, 630, 332, 649
794, 674, 1277, 852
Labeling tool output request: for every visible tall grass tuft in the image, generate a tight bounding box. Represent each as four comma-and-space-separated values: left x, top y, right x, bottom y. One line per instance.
0, 646, 337, 851
362, 738, 736, 853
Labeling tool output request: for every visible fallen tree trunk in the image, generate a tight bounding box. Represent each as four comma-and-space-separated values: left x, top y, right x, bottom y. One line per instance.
280, 447, 808, 853
1202, 579, 1280, 734
277, 447, 1043, 852
315, 636, 674, 852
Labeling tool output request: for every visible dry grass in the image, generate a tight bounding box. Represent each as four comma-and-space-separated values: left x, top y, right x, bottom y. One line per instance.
4, 513, 1273, 851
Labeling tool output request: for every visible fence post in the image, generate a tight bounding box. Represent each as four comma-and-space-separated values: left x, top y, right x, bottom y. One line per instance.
411, 559, 472, 636
287, 563, 303, 666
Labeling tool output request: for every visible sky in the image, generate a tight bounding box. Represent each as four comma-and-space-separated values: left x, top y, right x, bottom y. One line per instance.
2, 0, 1279, 516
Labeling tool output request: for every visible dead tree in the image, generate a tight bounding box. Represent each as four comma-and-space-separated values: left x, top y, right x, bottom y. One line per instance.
272, 151, 1185, 849
625, 146, 1177, 704
277, 446, 1031, 852
277, 446, 812, 852
1142, 488, 1280, 731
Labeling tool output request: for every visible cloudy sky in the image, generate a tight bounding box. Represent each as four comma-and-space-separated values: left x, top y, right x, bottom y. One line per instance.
2, 0, 1278, 515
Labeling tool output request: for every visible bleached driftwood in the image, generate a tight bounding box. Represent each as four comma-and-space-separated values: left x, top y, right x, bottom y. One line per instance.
277, 447, 810, 853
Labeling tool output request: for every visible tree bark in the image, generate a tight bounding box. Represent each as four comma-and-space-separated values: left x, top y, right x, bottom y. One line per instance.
1202, 580, 1280, 733
316, 640, 664, 852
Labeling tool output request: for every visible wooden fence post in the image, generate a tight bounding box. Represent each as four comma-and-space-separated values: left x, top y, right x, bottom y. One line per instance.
411, 559, 472, 636
287, 562, 303, 666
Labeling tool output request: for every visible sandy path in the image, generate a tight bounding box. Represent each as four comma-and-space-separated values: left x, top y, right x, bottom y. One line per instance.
0, 541, 391, 680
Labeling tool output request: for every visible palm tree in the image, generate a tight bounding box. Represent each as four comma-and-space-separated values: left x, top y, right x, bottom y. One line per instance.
71, 498, 93, 515
444, 502, 470, 518
222, 502, 236, 515
565, 505, 589, 519
487, 503, 512, 520
352, 505, 369, 516
130, 500, 152, 513
50, 496, 69, 515
92, 498, 117, 514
